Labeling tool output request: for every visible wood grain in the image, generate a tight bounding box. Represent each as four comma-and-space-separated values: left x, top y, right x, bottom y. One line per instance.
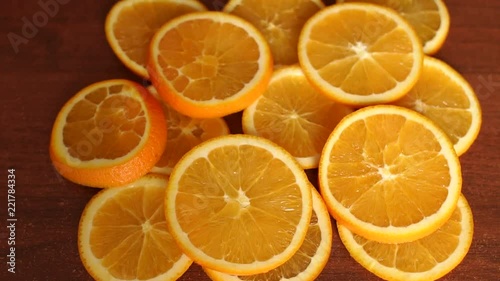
0, 0, 498, 280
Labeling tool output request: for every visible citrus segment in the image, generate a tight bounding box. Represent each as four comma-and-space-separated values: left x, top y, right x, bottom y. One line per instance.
148, 11, 273, 118
78, 175, 193, 281
393, 56, 482, 156
147, 86, 230, 175
224, 0, 324, 65
105, 0, 207, 78
298, 3, 423, 106
243, 66, 353, 169
50, 80, 167, 188
319, 105, 462, 243
338, 194, 473, 281
165, 135, 313, 275
337, 0, 450, 54
204, 188, 332, 281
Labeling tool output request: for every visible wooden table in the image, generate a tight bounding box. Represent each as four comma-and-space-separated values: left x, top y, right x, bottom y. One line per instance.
1, 0, 498, 280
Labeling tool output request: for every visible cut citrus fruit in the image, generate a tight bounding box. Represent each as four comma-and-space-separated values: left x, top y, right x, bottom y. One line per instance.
318, 105, 462, 243
298, 3, 423, 106
50, 79, 167, 188
165, 134, 313, 275
78, 175, 193, 281
338, 194, 473, 281
242, 66, 353, 169
204, 187, 332, 281
337, 0, 450, 54
147, 86, 230, 175
148, 11, 273, 118
392, 56, 482, 156
105, 0, 206, 78
223, 0, 324, 65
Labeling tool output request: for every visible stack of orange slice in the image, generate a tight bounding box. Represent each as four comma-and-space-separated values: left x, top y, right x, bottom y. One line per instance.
47, 1, 482, 280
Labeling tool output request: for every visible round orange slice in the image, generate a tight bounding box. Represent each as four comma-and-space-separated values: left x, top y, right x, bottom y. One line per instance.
148, 11, 273, 118
78, 175, 193, 281
204, 187, 333, 281
392, 56, 482, 156
338, 194, 474, 281
50, 79, 167, 188
165, 135, 313, 275
105, 0, 207, 78
337, 0, 450, 54
223, 0, 324, 65
242, 65, 353, 169
298, 3, 423, 106
319, 105, 462, 243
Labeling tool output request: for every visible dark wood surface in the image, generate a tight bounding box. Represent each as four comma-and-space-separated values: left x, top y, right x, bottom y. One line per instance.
1, 0, 499, 280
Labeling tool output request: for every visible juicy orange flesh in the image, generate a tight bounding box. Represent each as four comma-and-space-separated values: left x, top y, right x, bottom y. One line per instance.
398, 0, 441, 45
352, 202, 461, 272
112, 1, 203, 68
238, 208, 321, 280
327, 115, 450, 227
175, 145, 305, 263
306, 9, 415, 95
228, 0, 322, 65
90, 186, 183, 280
157, 19, 260, 101
63, 84, 146, 161
253, 72, 352, 158
393, 63, 472, 145
155, 103, 228, 171
340, 0, 441, 46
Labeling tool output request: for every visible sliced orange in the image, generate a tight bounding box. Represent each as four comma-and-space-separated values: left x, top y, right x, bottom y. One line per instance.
392, 56, 482, 156
298, 3, 423, 106
204, 187, 332, 281
338, 194, 473, 281
337, 0, 450, 54
105, 0, 206, 78
148, 11, 273, 119
223, 0, 324, 65
147, 86, 230, 175
78, 175, 193, 281
318, 105, 462, 243
242, 66, 353, 169
50, 79, 167, 188
165, 135, 313, 275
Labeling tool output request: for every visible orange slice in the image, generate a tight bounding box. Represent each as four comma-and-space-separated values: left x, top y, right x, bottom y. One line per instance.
338, 194, 473, 281
223, 0, 324, 65
147, 86, 230, 175
148, 11, 273, 118
392, 56, 482, 156
50, 79, 167, 188
298, 3, 423, 106
319, 105, 462, 243
105, 0, 206, 78
78, 175, 193, 281
165, 135, 313, 275
337, 0, 450, 54
242, 66, 353, 169
204, 187, 332, 281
